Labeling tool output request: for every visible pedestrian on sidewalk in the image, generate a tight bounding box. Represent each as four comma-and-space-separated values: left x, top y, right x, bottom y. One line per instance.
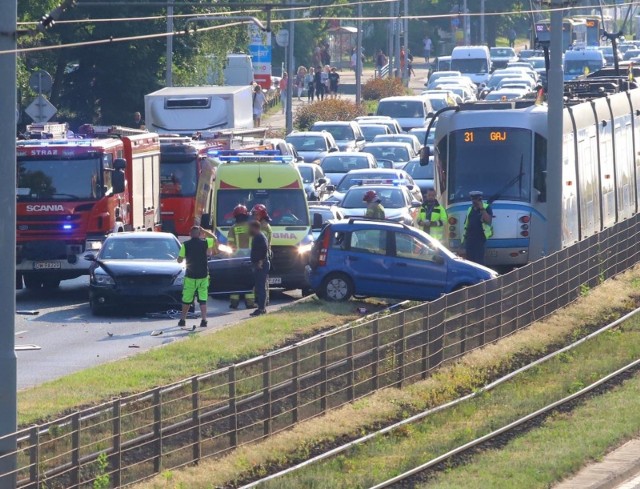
295, 66, 307, 101
508, 29, 517, 48
279, 72, 288, 114
407, 49, 415, 78
321, 65, 330, 97
314, 65, 325, 101
305, 67, 315, 102
329, 67, 340, 98
252, 84, 266, 127
423, 35, 432, 62
249, 221, 270, 317
376, 49, 387, 77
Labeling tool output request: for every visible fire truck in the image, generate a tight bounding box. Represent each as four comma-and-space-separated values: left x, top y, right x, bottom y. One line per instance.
16, 125, 161, 289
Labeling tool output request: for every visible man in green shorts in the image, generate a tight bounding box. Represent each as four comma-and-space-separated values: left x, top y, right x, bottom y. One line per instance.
177, 226, 217, 328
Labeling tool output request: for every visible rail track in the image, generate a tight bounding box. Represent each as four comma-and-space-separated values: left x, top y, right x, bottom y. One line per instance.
238, 305, 640, 489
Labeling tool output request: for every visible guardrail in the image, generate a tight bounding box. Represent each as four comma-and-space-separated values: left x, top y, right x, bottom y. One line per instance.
4, 213, 640, 488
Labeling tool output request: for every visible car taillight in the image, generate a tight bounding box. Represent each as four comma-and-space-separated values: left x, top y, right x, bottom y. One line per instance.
317, 231, 331, 266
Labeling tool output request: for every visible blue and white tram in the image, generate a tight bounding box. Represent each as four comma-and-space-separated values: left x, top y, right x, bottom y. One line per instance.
432, 88, 640, 267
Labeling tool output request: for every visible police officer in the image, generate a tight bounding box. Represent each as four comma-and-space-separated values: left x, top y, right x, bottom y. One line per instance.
228, 205, 255, 309
177, 226, 217, 328
363, 190, 385, 219
417, 189, 447, 242
462, 191, 493, 265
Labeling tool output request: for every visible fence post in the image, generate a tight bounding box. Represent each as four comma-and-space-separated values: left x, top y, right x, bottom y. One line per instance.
228, 366, 238, 448
71, 413, 80, 488
263, 356, 272, 436
396, 311, 406, 388
28, 425, 39, 489
292, 346, 299, 424
320, 336, 328, 413
112, 400, 122, 488
191, 377, 201, 464
421, 314, 430, 379
372, 320, 380, 390
459, 289, 468, 355
153, 389, 162, 473
346, 328, 355, 402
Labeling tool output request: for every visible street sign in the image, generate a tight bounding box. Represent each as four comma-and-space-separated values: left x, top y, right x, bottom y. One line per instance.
275, 29, 289, 47
28, 70, 53, 94
25, 94, 57, 123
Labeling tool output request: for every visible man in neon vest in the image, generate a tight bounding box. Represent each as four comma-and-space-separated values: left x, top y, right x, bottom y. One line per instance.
462, 191, 493, 265
417, 189, 447, 242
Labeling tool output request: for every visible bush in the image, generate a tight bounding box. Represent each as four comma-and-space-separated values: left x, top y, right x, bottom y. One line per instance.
294, 99, 365, 130
362, 77, 407, 101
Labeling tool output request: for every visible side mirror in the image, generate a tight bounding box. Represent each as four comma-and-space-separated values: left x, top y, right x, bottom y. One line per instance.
406, 184, 415, 191
113, 158, 126, 171
201, 213, 211, 229
411, 201, 422, 208
356, 136, 365, 142
328, 147, 339, 153
112, 170, 125, 194
317, 178, 327, 185
326, 184, 336, 192
433, 253, 445, 265
419, 146, 431, 166
427, 112, 434, 118
312, 212, 324, 229
84, 253, 96, 262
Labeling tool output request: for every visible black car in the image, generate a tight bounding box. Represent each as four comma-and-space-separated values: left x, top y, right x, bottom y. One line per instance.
86, 232, 184, 314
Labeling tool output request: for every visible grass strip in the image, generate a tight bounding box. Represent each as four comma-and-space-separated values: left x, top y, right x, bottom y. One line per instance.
256, 311, 640, 488
423, 370, 640, 489
18, 297, 382, 425
134, 267, 640, 489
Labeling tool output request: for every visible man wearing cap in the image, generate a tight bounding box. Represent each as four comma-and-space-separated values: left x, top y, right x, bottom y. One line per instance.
462, 191, 493, 265
177, 226, 217, 328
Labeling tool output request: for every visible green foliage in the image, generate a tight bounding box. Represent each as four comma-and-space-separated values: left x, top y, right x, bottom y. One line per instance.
93, 453, 110, 489
294, 98, 365, 130
362, 77, 406, 101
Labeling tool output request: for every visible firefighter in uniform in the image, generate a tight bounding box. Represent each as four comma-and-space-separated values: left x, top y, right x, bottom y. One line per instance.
228, 205, 255, 309
363, 190, 385, 219
462, 191, 493, 265
417, 189, 447, 242
251, 204, 273, 304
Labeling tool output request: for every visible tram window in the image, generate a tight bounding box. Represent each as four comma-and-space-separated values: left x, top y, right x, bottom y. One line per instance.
534, 134, 547, 202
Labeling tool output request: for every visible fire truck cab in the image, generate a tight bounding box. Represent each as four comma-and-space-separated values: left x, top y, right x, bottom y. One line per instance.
16, 130, 161, 289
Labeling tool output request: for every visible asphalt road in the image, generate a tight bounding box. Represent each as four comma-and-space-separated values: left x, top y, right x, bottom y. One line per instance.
15, 278, 300, 390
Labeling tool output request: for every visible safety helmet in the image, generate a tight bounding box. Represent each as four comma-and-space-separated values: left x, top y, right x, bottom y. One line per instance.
363, 190, 379, 203
233, 204, 248, 218
251, 204, 269, 220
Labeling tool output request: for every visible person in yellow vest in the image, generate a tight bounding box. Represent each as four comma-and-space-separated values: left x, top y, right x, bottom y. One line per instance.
462, 191, 493, 265
363, 190, 385, 220
417, 189, 447, 242
228, 205, 256, 309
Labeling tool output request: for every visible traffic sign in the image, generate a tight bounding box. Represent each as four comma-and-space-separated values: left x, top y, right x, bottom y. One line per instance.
28, 70, 53, 94
25, 95, 57, 123
275, 29, 289, 47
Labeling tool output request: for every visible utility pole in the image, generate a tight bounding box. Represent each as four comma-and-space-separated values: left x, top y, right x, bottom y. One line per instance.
403, 0, 409, 80
388, 0, 394, 78
356, 1, 363, 104
480, 0, 485, 45
546, 0, 564, 255
0, 0, 18, 485
166, 1, 174, 86
463, 0, 469, 45
285, 4, 294, 134
394, 0, 401, 78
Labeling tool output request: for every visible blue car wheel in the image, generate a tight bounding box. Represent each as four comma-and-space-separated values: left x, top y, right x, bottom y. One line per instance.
321, 273, 353, 302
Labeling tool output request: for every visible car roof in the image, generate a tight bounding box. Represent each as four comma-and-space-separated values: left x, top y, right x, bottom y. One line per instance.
327, 218, 411, 232
343, 184, 408, 193
364, 142, 413, 148
321, 151, 371, 158
296, 162, 320, 169
312, 121, 355, 126
345, 168, 404, 175
105, 232, 178, 240
287, 131, 331, 137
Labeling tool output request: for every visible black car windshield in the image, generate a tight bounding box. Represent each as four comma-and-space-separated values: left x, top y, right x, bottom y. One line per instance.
410, 128, 436, 146
99, 237, 180, 260
377, 101, 425, 118
313, 125, 354, 141
448, 128, 532, 203
321, 155, 370, 173
17, 158, 102, 201
428, 98, 449, 110
298, 166, 315, 183
451, 58, 488, 74
336, 172, 399, 191
342, 187, 407, 209
363, 146, 410, 163
404, 161, 434, 179
216, 189, 309, 227
286, 136, 328, 152
361, 126, 388, 140
160, 158, 198, 197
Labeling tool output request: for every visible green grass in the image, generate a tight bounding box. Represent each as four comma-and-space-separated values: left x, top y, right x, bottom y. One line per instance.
18, 297, 382, 426
258, 317, 640, 488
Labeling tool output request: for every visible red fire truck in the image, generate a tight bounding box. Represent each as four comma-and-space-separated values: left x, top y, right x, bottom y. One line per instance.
16, 128, 161, 289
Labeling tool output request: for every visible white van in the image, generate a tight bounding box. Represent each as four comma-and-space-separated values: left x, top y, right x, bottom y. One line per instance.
450, 46, 492, 85
375, 96, 434, 131
563, 49, 605, 81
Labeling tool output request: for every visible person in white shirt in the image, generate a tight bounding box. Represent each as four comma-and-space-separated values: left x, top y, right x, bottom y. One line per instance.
252, 84, 266, 127
423, 36, 432, 62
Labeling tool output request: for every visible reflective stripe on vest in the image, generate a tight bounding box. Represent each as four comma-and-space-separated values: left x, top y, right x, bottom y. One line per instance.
463, 202, 493, 243
418, 203, 447, 241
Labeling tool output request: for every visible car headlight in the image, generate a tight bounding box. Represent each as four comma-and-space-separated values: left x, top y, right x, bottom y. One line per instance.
93, 269, 114, 286
298, 243, 314, 255
218, 244, 233, 254
85, 240, 103, 251
173, 270, 185, 286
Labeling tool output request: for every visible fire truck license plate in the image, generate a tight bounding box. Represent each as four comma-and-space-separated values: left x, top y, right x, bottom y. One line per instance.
33, 261, 62, 270
268, 277, 282, 285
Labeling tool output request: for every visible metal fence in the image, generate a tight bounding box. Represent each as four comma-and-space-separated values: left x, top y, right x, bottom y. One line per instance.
5, 213, 640, 488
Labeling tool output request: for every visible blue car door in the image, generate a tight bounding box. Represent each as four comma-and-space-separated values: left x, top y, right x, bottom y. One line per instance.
390, 231, 448, 300
344, 228, 393, 296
